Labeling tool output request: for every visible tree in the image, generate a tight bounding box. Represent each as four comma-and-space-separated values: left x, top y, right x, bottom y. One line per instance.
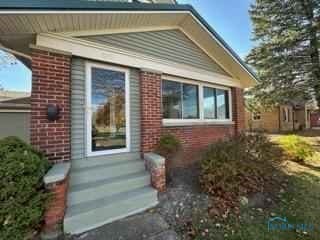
246, 0, 320, 108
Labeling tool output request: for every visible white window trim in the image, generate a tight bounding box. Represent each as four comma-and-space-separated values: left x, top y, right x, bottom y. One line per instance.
162, 75, 233, 126
85, 61, 131, 157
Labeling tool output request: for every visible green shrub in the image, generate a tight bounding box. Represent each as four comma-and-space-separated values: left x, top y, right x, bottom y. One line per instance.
0, 137, 49, 240
200, 133, 280, 211
156, 134, 181, 157
278, 135, 314, 162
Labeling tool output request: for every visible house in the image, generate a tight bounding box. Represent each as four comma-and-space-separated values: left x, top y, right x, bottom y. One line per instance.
311, 111, 320, 128
245, 103, 312, 133
0, 91, 30, 141
0, 0, 257, 236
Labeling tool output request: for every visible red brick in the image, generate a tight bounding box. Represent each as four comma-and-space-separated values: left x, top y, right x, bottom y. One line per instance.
31, 48, 71, 164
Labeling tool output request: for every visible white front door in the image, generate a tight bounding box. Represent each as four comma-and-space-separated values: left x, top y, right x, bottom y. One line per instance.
86, 62, 130, 157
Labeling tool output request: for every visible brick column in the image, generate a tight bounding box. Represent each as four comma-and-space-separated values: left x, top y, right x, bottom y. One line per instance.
140, 70, 162, 153
232, 87, 245, 134
31, 47, 71, 163
31, 47, 71, 238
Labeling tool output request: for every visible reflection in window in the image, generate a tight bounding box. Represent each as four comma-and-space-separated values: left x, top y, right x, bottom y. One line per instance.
203, 87, 216, 119
216, 89, 229, 119
162, 80, 182, 119
162, 80, 199, 119
183, 83, 199, 119
91, 67, 126, 152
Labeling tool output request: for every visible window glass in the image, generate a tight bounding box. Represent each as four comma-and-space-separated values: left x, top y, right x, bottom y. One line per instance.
203, 87, 216, 119
216, 89, 229, 119
162, 79, 230, 120
183, 83, 199, 119
162, 80, 182, 119
91, 67, 126, 152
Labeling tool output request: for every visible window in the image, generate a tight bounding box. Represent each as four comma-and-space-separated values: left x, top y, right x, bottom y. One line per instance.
203, 87, 216, 119
252, 112, 261, 121
216, 89, 230, 119
162, 78, 231, 123
162, 80, 199, 119
203, 87, 230, 120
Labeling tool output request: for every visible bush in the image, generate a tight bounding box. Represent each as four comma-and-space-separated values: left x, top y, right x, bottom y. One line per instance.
156, 134, 181, 157
200, 133, 281, 214
0, 137, 49, 240
278, 135, 314, 162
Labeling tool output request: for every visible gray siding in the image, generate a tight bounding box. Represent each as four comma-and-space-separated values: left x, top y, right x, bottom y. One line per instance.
71, 58, 140, 162
80, 30, 229, 76
0, 112, 30, 142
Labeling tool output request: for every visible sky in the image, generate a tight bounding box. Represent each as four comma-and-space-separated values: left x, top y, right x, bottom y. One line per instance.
0, 0, 254, 93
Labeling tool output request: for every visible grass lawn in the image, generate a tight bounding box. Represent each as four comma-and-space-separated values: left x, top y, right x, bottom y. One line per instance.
189, 130, 320, 240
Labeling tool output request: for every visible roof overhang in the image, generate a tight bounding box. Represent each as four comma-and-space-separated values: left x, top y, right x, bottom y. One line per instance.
0, 1, 258, 88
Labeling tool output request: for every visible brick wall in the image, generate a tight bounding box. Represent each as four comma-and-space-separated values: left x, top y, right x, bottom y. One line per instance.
162, 125, 234, 167
232, 87, 245, 134
140, 71, 162, 153
31, 48, 71, 163
140, 70, 245, 168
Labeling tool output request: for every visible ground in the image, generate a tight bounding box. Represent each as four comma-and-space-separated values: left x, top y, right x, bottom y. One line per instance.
70, 129, 320, 240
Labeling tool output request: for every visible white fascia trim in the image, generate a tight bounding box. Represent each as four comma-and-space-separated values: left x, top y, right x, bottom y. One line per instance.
36, 33, 242, 88
0, 10, 190, 14
187, 13, 258, 83
62, 26, 180, 37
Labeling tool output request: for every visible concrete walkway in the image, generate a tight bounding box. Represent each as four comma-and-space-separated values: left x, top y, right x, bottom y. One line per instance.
69, 212, 179, 240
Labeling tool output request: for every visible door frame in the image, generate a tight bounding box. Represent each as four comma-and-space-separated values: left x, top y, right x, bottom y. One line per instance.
85, 61, 131, 157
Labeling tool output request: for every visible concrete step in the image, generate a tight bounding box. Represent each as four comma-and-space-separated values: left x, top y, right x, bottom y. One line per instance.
68, 171, 150, 206
64, 186, 158, 234
69, 159, 145, 186
71, 152, 141, 170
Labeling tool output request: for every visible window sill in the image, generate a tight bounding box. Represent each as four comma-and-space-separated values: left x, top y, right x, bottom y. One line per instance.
162, 119, 235, 127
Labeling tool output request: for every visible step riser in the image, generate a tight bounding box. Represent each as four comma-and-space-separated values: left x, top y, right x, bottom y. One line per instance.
68, 175, 150, 206
72, 153, 141, 170
70, 162, 145, 186
64, 191, 158, 234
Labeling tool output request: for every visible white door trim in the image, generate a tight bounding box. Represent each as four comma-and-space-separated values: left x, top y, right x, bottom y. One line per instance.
85, 61, 131, 157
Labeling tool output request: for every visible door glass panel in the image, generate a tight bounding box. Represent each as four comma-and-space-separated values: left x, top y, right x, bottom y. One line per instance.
91, 67, 126, 152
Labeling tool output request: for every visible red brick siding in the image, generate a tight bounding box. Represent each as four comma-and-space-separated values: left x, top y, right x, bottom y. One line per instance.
31, 49, 71, 163
43, 177, 69, 232
232, 87, 245, 134
140, 71, 245, 167
140, 71, 162, 152
162, 125, 234, 167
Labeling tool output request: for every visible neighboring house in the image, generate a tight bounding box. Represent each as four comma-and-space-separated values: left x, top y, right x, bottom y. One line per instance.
0, 0, 257, 236
0, 90, 29, 101
0, 93, 30, 141
245, 103, 312, 133
311, 111, 320, 128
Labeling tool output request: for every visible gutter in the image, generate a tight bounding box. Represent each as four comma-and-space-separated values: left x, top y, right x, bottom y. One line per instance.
0, 1, 258, 82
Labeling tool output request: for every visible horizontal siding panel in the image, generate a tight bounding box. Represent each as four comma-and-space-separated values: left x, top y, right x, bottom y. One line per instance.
81, 29, 229, 76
